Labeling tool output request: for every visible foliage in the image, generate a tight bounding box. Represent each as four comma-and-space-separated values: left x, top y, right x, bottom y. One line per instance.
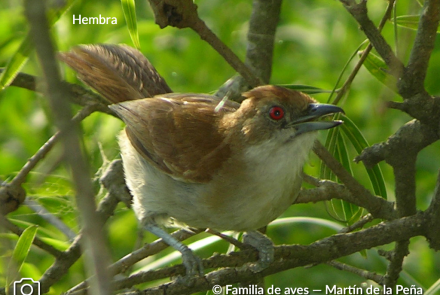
1, 0, 440, 294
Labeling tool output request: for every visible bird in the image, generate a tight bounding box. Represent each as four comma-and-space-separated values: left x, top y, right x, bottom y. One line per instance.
60, 44, 344, 279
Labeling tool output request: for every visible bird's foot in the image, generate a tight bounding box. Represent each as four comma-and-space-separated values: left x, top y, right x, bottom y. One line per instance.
143, 222, 203, 285
175, 246, 204, 286
243, 230, 274, 272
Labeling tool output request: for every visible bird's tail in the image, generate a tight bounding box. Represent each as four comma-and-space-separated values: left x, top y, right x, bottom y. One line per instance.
59, 44, 172, 104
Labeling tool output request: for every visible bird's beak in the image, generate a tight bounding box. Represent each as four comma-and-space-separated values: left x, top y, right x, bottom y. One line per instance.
288, 103, 344, 135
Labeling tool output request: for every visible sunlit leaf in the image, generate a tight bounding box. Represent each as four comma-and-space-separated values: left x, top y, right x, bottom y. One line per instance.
0, 0, 75, 89
360, 51, 397, 92
5, 225, 38, 287
12, 226, 38, 270
424, 277, 440, 295
121, 0, 141, 49
0, 35, 33, 90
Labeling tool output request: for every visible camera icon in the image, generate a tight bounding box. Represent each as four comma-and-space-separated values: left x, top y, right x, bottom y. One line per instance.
13, 278, 40, 295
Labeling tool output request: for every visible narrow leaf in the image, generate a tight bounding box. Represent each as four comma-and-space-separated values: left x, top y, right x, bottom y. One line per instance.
121, 0, 141, 49
390, 15, 439, 32
425, 278, 440, 295
0, 34, 33, 89
12, 225, 38, 270
360, 51, 397, 92
322, 118, 354, 222
5, 225, 38, 288
335, 132, 358, 221
278, 84, 337, 95
0, 0, 75, 89
340, 115, 387, 199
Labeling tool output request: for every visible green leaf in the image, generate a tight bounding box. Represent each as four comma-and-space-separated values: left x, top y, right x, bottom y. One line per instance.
0, 0, 75, 89
340, 115, 387, 199
360, 51, 397, 92
12, 226, 38, 270
40, 237, 70, 251
335, 132, 359, 221
425, 277, 440, 295
394, 15, 420, 30
390, 15, 440, 32
6, 225, 38, 287
277, 84, 337, 95
271, 217, 344, 232
322, 122, 362, 223
320, 114, 387, 223
9, 219, 57, 239
121, 0, 141, 49
321, 126, 339, 181
0, 34, 33, 90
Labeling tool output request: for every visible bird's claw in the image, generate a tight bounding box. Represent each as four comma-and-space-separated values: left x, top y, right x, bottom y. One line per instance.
176, 248, 204, 286
243, 231, 274, 272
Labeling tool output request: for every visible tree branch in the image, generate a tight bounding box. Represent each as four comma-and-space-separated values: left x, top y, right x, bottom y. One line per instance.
339, 0, 404, 78
313, 141, 396, 220
355, 120, 439, 169
146, 0, 262, 88
326, 261, 384, 284
216, 0, 282, 101
0, 215, 63, 258
383, 240, 410, 288
332, 0, 395, 105
296, 180, 394, 219
400, 0, 440, 96
113, 211, 428, 295
37, 178, 122, 293
24, 2, 112, 294
425, 170, 440, 250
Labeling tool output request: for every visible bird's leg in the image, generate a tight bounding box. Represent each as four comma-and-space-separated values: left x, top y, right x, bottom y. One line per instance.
144, 222, 204, 282
243, 230, 274, 272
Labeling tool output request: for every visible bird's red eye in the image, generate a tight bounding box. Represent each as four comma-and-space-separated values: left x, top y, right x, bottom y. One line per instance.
269, 106, 284, 120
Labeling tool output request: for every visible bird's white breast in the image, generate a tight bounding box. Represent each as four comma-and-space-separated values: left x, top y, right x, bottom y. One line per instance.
120, 130, 317, 231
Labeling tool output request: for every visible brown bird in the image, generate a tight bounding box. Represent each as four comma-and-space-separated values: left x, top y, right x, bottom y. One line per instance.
60, 44, 344, 278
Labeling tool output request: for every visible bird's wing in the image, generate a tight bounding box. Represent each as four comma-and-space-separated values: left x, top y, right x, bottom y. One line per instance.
110, 94, 239, 183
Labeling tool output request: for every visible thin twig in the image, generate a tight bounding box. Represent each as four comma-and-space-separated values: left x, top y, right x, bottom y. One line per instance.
327, 261, 384, 284
332, 0, 396, 105
383, 240, 410, 288
0, 214, 63, 258
66, 229, 202, 294
24, 199, 77, 240
339, 214, 374, 233
313, 141, 396, 220
147, 0, 262, 88
339, 0, 404, 78
10, 104, 100, 187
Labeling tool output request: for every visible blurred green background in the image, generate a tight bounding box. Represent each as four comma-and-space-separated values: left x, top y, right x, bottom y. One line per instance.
1, 0, 440, 294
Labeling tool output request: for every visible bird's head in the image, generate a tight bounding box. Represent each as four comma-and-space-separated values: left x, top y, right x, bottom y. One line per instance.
225, 85, 344, 146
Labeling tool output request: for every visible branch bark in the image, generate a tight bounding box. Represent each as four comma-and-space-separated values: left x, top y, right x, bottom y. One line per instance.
340, 0, 404, 78
313, 141, 396, 220
400, 0, 440, 97
147, 0, 262, 88
113, 211, 428, 295
216, 0, 282, 101
24, 1, 112, 294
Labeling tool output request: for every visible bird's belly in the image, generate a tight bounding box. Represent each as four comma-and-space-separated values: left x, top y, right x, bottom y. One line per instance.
197, 174, 302, 231
120, 131, 315, 231
123, 146, 301, 231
